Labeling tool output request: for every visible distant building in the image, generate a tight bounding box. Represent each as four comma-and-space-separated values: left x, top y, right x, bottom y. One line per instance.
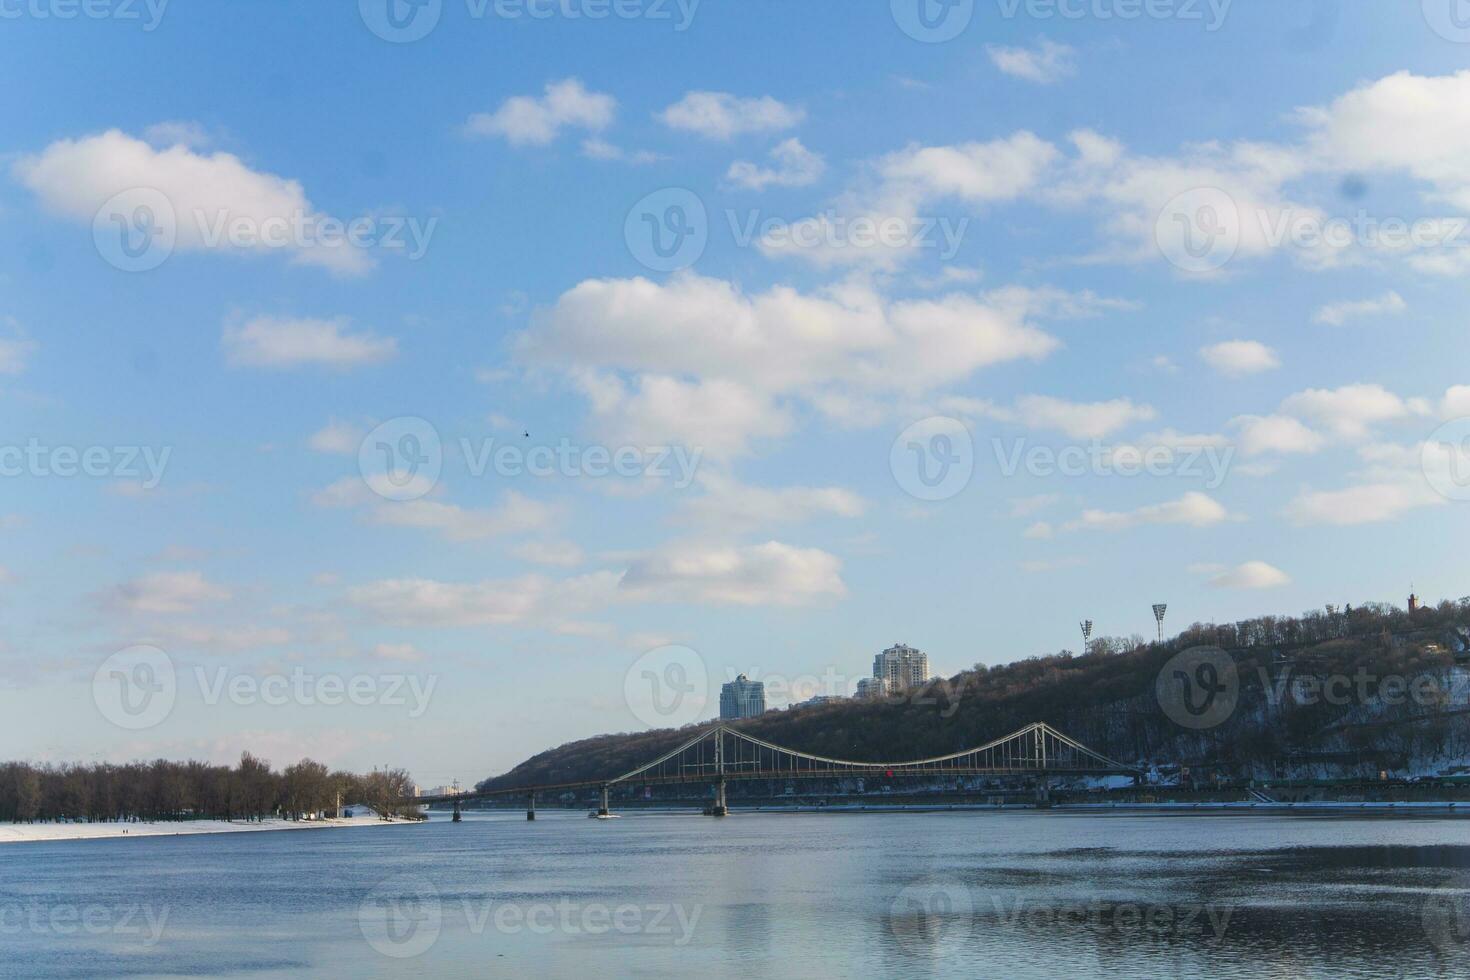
720, 675, 766, 720
872, 643, 930, 691
855, 677, 888, 699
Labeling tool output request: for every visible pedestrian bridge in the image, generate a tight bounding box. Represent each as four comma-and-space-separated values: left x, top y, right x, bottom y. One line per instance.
412, 722, 1139, 818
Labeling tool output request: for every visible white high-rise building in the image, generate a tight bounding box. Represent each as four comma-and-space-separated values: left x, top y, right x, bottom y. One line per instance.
872, 643, 930, 691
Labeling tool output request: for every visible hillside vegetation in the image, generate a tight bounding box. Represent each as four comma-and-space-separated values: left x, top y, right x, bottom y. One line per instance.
479, 599, 1470, 792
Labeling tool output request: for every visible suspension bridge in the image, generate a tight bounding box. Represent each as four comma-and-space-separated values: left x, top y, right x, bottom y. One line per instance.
410, 722, 1139, 819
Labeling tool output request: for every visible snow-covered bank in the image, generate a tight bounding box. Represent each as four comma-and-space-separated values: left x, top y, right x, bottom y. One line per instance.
0, 811, 422, 844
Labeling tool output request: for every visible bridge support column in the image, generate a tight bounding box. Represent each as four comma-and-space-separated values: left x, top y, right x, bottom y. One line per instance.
1035, 778, 1051, 807
526, 793, 536, 821
597, 785, 610, 817
707, 776, 728, 817
452, 797, 462, 822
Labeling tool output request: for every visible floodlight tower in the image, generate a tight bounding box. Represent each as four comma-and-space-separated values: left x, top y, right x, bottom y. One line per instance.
1152, 604, 1168, 644
1080, 620, 1094, 654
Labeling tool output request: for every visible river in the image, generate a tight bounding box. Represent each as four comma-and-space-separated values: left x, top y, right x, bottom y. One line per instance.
4, 809, 1469, 978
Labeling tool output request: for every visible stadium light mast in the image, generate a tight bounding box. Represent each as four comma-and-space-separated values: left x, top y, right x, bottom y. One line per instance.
1152, 604, 1168, 644
1080, 620, 1094, 654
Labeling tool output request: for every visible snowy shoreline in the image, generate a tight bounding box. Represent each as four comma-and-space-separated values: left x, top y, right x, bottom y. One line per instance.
0, 812, 423, 845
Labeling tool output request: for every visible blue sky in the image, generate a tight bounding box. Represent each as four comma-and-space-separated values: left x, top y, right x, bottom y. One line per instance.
4, 1, 1470, 785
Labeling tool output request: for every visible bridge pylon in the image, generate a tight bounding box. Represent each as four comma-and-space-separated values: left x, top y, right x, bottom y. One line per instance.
597, 785, 610, 817
526, 792, 536, 821
706, 776, 728, 817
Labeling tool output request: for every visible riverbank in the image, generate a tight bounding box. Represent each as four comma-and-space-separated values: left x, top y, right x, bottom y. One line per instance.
0, 812, 420, 844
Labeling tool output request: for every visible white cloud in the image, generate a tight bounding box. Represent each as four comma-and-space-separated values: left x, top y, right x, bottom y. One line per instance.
510, 540, 587, 567
464, 78, 616, 146
1228, 414, 1325, 456
1312, 291, 1406, 326
1063, 491, 1232, 531
987, 39, 1077, 84
223, 315, 396, 370
620, 541, 846, 607
105, 571, 231, 614
1203, 560, 1291, 590
1023, 521, 1055, 540
1199, 340, 1280, 377
521, 273, 1058, 456
347, 572, 619, 628
677, 473, 866, 530
1280, 383, 1418, 439
579, 139, 661, 164
0, 318, 35, 375
14, 129, 370, 275
367, 492, 556, 543
1285, 482, 1441, 526
659, 92, 804, 140
308, 420, 363, 455
1010, 493, 1061, 517
726, 138, 826, 190
143, 120, 213, 150
1013, 395, 1157, 439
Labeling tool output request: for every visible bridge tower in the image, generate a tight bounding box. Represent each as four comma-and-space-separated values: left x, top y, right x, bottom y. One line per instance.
597, 784, 610, 817
706, 726, 728, 816
526, 792, 536, 821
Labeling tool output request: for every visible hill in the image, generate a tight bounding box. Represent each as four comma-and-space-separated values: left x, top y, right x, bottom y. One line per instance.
477, 599, 1470, 793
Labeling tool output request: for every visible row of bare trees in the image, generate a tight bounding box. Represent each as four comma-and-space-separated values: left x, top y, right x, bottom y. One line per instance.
0, 753, 418, 824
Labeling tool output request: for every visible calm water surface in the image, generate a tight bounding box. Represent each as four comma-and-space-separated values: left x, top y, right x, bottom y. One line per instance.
4, 810, 1470, 978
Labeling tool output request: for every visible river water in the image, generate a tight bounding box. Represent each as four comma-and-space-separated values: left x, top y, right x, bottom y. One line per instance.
4, 809, 1470, 978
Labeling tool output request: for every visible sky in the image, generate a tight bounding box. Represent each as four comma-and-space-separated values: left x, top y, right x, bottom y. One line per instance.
4, 0, 1470, 787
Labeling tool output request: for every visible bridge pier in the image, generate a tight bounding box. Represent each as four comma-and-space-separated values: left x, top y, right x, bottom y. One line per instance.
706, 776, 728, 817
597, 785, 610, 817
452, 797, 462, 823
526, 793, 536, 821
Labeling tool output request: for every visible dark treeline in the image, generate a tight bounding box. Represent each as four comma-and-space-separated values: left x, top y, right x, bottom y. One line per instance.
479, 599, 1470, 791
0, 753, 418, 824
